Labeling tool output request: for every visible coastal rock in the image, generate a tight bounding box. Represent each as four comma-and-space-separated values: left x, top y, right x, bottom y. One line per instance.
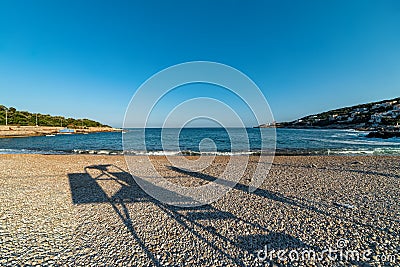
366, 131, 400, 139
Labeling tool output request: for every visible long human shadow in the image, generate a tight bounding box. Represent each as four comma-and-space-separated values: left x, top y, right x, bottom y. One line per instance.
70, 165, 244, 265
69, 164, 162, 266
167, 166, 399, 236
167, 166, 327, 212
68, 164, 317, 266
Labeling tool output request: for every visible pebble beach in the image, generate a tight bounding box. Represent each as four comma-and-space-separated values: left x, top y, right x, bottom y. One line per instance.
0, 154, 399, 266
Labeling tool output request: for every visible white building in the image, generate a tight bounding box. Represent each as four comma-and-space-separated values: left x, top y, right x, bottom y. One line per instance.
355, 107, 368, 112
329, 114, 338, 121
351, 111, 360, 118
372, 102, 391, 109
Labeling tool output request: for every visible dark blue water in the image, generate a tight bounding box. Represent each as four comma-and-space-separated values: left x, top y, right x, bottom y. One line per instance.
0, 128, 399, 155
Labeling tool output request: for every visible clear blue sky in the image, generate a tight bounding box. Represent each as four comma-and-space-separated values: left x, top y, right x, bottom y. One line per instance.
1, 0, 399, 127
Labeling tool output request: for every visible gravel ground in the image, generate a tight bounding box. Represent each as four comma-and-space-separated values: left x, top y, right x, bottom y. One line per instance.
0, 154, 399, 267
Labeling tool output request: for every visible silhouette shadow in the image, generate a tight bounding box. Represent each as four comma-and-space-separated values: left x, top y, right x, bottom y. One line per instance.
70, 163, 400, 265
69, 173, 109, 204
69, 164, 149, 204
69, 164, 162, 265
69, 164, 282, 266
167, 166, 399, 236
167, 166, 325, 213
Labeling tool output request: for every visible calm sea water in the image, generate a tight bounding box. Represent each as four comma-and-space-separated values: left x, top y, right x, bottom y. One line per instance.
0, 128, 399, 155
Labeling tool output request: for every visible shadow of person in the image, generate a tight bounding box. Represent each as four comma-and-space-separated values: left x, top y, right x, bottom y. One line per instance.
167, 165, 399, 237
68, 164, 271, 266
167, 166, 322, 212
69, 164, 163, 266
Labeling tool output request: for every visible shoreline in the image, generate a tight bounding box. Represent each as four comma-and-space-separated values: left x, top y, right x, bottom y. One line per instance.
0, 125, 122, 138
1, 148, 400, 156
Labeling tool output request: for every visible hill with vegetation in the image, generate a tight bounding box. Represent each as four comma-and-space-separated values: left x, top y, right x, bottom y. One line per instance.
0, 105, 110, 128
258, 97, 400, 130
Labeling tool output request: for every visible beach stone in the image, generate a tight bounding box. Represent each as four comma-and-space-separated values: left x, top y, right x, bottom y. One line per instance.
0, 154, 398, 266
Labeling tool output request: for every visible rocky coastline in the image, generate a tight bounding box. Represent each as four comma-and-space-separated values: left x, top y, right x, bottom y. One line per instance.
0, 126, 122, 138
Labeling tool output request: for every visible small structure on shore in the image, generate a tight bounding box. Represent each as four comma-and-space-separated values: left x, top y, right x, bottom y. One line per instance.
59, 128, 75, 134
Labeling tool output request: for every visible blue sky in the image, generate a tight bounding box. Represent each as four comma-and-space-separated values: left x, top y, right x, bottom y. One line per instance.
1, 0, 399, 127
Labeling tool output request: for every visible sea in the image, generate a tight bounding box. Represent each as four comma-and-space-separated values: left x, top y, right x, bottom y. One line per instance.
0, 128, 399, 156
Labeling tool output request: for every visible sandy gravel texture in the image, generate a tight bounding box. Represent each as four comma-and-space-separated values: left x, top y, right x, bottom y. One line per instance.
0, 155, 399, 266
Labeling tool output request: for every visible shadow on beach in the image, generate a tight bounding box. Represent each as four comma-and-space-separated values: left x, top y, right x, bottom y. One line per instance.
67, 162, 398, 266
68, 163, 324, 266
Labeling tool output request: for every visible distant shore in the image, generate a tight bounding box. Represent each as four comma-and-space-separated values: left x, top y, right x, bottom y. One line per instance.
0, 125, 122, 138
254, 125, 400, 139
255, 124, 398, 131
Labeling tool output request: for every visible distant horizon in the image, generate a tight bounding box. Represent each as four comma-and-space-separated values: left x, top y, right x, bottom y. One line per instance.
1, 95, 399, 128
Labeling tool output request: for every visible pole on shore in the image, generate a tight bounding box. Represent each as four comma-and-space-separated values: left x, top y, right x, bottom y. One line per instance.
5, 109, 7, 126
36, 114, 38, 126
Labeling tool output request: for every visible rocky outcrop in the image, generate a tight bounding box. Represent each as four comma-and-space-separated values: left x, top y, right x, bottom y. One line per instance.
366, 131, 400, 139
